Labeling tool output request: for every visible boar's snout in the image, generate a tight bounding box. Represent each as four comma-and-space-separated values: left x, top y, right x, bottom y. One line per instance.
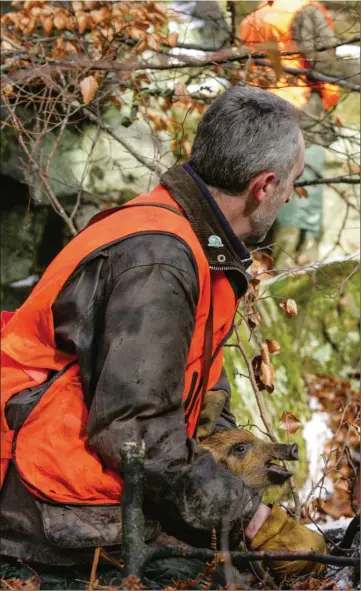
272, 443, 299, 461
289, 443, 299, 460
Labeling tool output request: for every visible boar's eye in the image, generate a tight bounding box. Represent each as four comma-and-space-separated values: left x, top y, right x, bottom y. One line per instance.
230, 442, 250, 456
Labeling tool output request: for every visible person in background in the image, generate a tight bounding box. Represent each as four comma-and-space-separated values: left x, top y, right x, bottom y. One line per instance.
240, 0, 360, 267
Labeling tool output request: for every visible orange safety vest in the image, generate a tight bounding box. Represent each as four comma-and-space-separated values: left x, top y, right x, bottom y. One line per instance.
0, 186, 240, 505
240, 0, 340, 110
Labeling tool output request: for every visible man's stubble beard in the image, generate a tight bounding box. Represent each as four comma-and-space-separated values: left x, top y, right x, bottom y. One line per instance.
246, 184, 287, 244
246, 210, 277, 244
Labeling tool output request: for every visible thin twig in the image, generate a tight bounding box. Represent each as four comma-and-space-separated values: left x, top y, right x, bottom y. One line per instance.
304, 163, 359, 213
81, 105, 165, 178
147, 546, 359, 567
234, 324, 275, 441
99, 548, 124, 571
88, 546, 101, 591
44, 54, 361, 91
234, 322, 301, 520
4, 98, 78, 236
253, 59, 360, 91
295, 176, 360, 187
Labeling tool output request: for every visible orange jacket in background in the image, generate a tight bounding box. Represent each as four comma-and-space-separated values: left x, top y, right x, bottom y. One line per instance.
240, 0, 340, 110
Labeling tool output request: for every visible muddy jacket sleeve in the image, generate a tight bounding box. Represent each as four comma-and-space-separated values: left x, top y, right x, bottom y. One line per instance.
52, 234, 260, 536
292, 5, 360, 83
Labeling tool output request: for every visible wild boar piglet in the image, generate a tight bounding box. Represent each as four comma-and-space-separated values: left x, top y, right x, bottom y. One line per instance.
200, 428, 299, 490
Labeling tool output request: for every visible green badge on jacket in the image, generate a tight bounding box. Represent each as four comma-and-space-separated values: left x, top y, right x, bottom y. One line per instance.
208, 235, 224, 248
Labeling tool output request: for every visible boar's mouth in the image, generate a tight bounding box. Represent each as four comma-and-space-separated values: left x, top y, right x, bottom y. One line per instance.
266, 462, 293, 484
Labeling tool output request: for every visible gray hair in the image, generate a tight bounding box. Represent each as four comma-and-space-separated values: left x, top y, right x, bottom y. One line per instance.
189, 87, 301, 194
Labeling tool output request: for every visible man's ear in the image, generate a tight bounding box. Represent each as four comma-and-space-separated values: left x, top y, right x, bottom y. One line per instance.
249, 172, 276, 204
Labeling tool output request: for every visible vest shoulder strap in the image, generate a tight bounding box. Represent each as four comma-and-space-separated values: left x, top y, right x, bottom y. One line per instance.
195, 284, 214, 434
85, 201, 183, 230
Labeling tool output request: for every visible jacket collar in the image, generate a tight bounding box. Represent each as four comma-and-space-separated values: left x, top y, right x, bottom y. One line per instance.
160, 165, 252, 290
182, 163, 253, 267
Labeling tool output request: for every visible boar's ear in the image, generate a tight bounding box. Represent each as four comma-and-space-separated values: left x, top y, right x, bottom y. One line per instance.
229, 441, 252, 456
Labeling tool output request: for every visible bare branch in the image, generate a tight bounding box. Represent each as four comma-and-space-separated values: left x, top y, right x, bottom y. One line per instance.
43, 55, 361, 91
233, 323, 301, 520
147, 546, 359, 568
81, 105, 165, 177
295, 176, 360, 187
3, 97, 78, 236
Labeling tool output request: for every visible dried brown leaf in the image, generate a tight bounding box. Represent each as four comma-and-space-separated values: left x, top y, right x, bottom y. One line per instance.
247, 308, 261, 329
2, 84, 14, 97
80, 75, 98, 105
260, 342, 270, 365
42, 15, 53, 35
162, 97, 173, 112
334, 478, 349, 491
344, 163, 360, 175
249, 252, 273, 279
128, 26, 143, 41
54, 14, 68, 30
120, 575, 147, 590
147, 33, 160, 52
279, 411, 302, 434
267, 339, 280, 354
260, 359, 275, 389
279, 298, 298, 318
257, 253, 273, 274
135, 39, 147, 54
291, 578, 336, 590
76, 12, 88, 34
24, 0, 43, 9
1, 12, 19, 27
295, 186, 308, 198
22, 17, 36, 34
84, 1, 98, 9
252, 354, 275, 393
168, 31, 179, 47
153, 2, 167, 15
72, 1, 83, 12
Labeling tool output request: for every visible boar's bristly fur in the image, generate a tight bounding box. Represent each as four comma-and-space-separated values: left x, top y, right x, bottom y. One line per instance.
199, 428, 298, 491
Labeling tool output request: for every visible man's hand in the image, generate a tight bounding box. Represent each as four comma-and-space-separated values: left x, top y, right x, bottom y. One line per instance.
245, 503, 271, 540
247, 504, 327, 579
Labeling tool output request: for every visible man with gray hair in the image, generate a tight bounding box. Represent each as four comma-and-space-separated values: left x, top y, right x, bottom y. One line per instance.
1, 87, 324, 582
